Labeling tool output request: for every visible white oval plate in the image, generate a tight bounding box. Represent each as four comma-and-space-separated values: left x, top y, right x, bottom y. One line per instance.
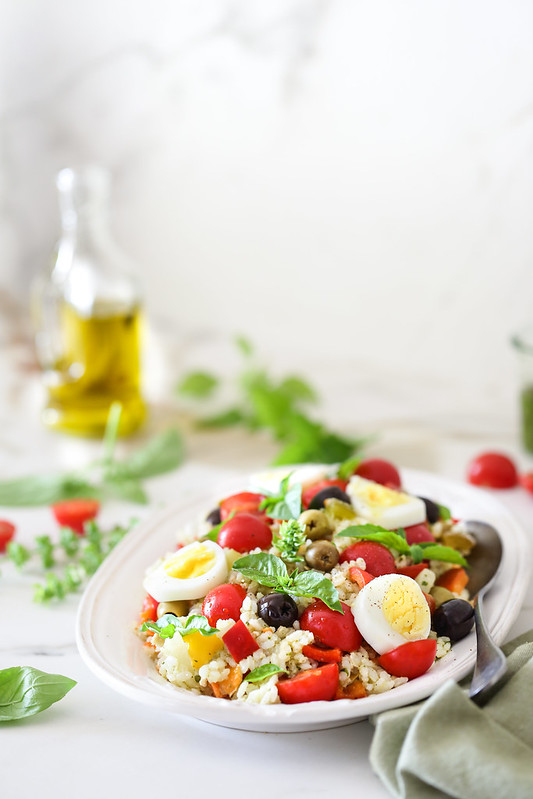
76, 469, 530, 732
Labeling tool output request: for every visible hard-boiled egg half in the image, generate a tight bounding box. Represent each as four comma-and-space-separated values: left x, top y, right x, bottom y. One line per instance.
352, 573, 431, 655
143, 540, 228, 603
346, 475, 426, 530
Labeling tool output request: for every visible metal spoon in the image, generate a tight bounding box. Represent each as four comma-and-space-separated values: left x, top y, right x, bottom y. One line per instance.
463, 520, 506, 703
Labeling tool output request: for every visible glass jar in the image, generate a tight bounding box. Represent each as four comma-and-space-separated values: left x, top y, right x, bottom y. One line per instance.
31, 166, 146, 436
511, 326, 533, 453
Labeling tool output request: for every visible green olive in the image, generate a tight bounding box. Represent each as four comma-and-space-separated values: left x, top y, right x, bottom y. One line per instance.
298, 509, 333, 540
304, 540, 340, 572
157, 600, 189, 619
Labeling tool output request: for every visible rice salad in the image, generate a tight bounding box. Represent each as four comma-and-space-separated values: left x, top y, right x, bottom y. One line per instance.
137, 460, 476, 706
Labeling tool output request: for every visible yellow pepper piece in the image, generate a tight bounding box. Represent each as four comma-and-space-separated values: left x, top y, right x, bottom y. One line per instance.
185, 631, 223, 668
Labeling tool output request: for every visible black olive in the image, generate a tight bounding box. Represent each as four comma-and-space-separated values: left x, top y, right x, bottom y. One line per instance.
206, 507, 221, 525
309, 486, 351, 510
304, 540, 339, 571
419, 497, 440, 525
257, 593, 299, 629
432, 599, 475, 642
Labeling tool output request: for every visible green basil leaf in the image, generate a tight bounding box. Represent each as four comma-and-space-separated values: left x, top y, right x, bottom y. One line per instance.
279, 376, 317, 404
141, 614, 178, 639
416, 543, 468, 566
246, 664, 287, 683
438, 504, 452, 521
290, 571, 343, 612
106, 477, 149, 504
233, 553, 290, 589
0, 474, 97, 507
235, 335, 254, 357
179, 615, 219, 637
178, 371, 219, 399
336, 524, 411, 555
272, 520, 306, 563
197, 409, 245, 429
116, 429, 184, 480
410, 544, 424, 564
337, 456, 362, 481
0, 666, 76, 721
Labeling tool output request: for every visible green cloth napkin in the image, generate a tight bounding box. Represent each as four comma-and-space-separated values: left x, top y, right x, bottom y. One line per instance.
370, 630, 533, 799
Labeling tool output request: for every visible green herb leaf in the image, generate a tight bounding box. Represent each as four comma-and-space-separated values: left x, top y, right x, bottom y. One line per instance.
178, 371, 219, 399
272, 519, 306, 562
259, 475, 303, 521
337, 524, 411, 555
59, 527, 79, 557
6, 541, 30, 568
236, 335, 254, 357
179, 615, 219, 637
142, 614, 178, 639
246, 664, 287, 683
0, 666, 76, 721
115, 429, 184, 480
197, 409, 245, 429
438, 504, 452, 521
290, 570, 343, 612
417, 543, 468, 566
337, 457, 362, 481
105, 478, 149, 504
233, 553, 290, 589
410, 544, 424, 564
0, 474, 98, 507
35, 535, 55, 569
278, 376, 317, 404
142, 613, 218, 640
33, 573, 65, 602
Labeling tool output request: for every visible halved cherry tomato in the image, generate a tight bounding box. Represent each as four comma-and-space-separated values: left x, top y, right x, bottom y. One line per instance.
301, 479, 348, 509
396, 563, 428, 579
277, 662, 339, 704
339, 541, 396, 577
222, 619, 259, 661
0, 520, 16, 552
51, 498, 100, 534
219, 492, 266, 521
403, 523, 435, 545
355, 459, 401, 488
348, 566, 375, 589
467, 452, 518, 489
202, 583, 247, 627
217, 513, 272, 553
302, 644, 342, 663
378, 639, 437, 679
300, 600, 361, 652
139, 594, 159, 624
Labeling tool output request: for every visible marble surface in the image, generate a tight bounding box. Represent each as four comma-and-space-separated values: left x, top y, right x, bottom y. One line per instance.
1, 338, 533, 799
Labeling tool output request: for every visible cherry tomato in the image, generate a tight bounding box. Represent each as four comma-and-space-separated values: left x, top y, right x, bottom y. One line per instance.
277, 662, 339, 704
217, 513, 272, 553
339, 541, 396, 576
0, 520, 16, 553
219, 492, 266, 521
139, 594, 159, 624
300, 600, 362, 652
396, 563, 428, 579
378, 639, 437, 679
467, 452, 518, 489
301, 644, 343, 663
355, 458, 401, 488
520, 472, 533, 495
51, 498, 100, 534
302, 479, 348, 509
403, 523, 435, 545
202, 583, 247, 627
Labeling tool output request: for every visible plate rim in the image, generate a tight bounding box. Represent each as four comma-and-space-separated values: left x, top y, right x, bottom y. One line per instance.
76, 468, 531, 731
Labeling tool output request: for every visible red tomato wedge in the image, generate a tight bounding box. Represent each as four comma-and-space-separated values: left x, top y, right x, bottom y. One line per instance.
300, 600, 361, 652
219, 492, 266, 521
348, 566, 375, 589
396, 563, 428, 579
301, 479, 348, 509
51, 498, 100, 534
403, 523, 435, 545
217, 513, 272, 553
139, 594, 159, 625
339, 541, 396, 577
277, 662, 339, 704
378, 639, 437, 679
355, 458, 401, 488
302, 644, 343, 663
0, 520, 16, 552
202, 584, 247, 627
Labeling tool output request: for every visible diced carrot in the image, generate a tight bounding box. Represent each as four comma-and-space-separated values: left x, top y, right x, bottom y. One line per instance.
302, 644, 342, 663
349, 566, 375, 589
211, 666, 243, 698
334, 679, 367, 700
435, 567, 469, 594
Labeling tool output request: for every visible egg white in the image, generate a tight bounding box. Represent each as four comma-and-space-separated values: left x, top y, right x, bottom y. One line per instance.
346, 475, 426, 529
143, 540, 228, 603
352, 573, 431, 655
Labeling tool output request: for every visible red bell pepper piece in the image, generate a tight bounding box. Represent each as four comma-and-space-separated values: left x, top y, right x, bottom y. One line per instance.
222, 619, 259, 662
302, 644, 342, 663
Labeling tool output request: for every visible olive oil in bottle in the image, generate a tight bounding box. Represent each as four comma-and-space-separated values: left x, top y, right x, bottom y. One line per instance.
32, 167, 146, 436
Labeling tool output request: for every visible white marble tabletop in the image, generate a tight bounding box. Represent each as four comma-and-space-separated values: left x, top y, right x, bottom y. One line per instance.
2, 343, 533, 799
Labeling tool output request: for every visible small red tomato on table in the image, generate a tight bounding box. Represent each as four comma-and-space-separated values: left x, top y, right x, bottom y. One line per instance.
51, 498, 100, 534
467, 452, 518, 489
0, 520, 16, 552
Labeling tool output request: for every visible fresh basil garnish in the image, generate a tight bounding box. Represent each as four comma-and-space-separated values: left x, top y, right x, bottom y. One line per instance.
272, 519, 306, 563
141, 614, 218, 640
246, 664, 287, 683
259, 474, 303, 521
0, 666, 76, 722
336, 523, 467, 567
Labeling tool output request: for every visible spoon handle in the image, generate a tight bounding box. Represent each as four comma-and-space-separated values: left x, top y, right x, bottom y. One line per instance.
468, 590, 507, 704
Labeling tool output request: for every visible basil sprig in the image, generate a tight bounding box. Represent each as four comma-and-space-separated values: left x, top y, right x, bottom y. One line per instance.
272, 519, 306, 563
0, 666, 76, 722
246, 664, 287, 683
259, 474, 303, 521
233, 553, 342, 612
336, 524, 468, 567
141, 614, 218, 640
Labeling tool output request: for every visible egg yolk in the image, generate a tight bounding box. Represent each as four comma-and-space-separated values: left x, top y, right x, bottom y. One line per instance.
164, 545, 216, 580
359, 483, 410, 508
382, 580, 429, 639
